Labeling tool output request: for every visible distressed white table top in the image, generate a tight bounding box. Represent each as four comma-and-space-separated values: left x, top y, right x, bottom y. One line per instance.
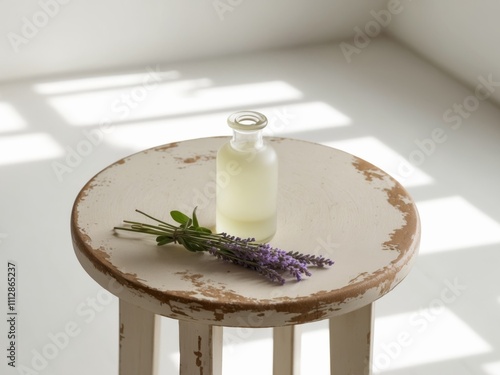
71, 137, 420, 327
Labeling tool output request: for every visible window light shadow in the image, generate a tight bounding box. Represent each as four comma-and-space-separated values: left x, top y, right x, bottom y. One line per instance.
0, 101, 28, 133
326, 136, 434, 188
45, 77, 213, 126
32, 69, 182, 95
373, 308, 491, 373
483, 361, 500, 375
416, 195, 500, 254
0, 133, 64, 165
103, 101, 351, 151
46, 79, 303, 127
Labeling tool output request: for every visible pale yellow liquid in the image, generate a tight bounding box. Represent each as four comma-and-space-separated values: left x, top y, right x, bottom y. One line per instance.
216, 142, 278, 241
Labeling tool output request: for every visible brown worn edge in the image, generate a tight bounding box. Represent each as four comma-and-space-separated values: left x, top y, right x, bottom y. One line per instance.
70, 137, 421, 325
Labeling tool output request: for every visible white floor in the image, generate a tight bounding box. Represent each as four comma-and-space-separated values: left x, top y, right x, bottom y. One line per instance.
1, 36, 500, 374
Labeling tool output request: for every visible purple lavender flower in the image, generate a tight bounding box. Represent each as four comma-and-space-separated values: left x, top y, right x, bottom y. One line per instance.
114, 208, 334, 285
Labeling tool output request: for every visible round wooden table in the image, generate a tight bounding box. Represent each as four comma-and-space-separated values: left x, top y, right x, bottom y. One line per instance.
71, 137, 420, 375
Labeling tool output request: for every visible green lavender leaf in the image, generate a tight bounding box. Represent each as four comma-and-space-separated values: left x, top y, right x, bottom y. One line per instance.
196, 226, 212, 234
192, 207, 199, 228
156, 235, 174, 246
170, 210, 190, 224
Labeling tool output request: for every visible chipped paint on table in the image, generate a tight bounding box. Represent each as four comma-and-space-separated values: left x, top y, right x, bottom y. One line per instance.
71, 137, 420, 328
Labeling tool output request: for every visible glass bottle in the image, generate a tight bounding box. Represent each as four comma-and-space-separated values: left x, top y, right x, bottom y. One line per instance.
216, 111, 278, 242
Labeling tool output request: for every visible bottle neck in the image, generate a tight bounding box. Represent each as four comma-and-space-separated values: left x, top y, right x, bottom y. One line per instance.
231, 129, 264, 151
227, 111, 268, 152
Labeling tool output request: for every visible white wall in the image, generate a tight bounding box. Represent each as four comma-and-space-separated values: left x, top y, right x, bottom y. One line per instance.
385, 0, 500, 107
0, 0, 388, 82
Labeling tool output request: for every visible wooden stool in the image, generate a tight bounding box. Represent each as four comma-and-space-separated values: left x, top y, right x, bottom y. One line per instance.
71, 137, 420, 375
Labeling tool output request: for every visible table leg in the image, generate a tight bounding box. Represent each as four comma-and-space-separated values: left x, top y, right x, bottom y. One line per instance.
329, 303, 373, 375
178, 321, 223, 375
119, 299, 159, 375
273, 325, 301, 375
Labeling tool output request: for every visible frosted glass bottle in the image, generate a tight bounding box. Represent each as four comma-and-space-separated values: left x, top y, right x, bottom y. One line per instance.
216, 111, 278, 242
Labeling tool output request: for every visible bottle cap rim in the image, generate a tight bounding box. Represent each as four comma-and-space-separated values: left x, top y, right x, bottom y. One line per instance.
227, 111, 268, 131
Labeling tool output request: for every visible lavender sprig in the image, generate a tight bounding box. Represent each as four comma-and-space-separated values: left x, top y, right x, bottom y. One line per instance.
114, 208, 334, 285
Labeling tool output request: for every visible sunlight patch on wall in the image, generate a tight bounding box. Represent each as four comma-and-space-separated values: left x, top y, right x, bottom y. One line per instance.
103, 102, 338, 152
190, 80, 303, 111
373, 309, 491, 373
164, 328, 273, 375
301, 321, 330, 374
0, 133, 64, 165
33, 69, 181, 95
103, 112, 228, 151
46, 78, 213, 126
483, 361, 500, 375
221, 327, 273, 375
327, 136, 433, 188
46, 80, 302, 127
257, 101, 351, 136
0, 102, 27, 133
416, 195, 500, 254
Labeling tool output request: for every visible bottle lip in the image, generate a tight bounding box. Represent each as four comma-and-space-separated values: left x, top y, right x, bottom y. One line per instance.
227, 111, 267, 131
